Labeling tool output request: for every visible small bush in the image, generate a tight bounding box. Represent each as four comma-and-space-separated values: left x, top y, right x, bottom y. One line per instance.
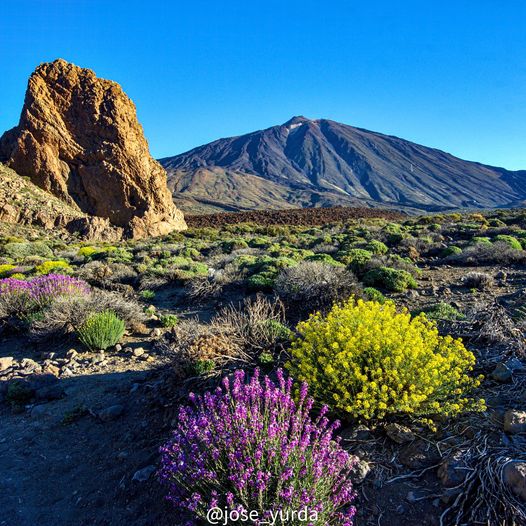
363, 287, 386, 303
365, 240, 389, 255
160, 314, 179, 328
2, 241, 53, 260
493, 235, 522, 251
159, 369, 357, 525
275, 261, 361, 316
287, 299, 484, 424
441, 246, 463, 258
463, 271, 493, 290
362, 266, 417, 292
77, 310, 125, 351
140, 289, 156, 300
35, 260, 72, 275
419, 302, 465, 321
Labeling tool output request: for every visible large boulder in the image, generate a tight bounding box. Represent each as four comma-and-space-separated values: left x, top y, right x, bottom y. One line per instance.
0, 59, 186, 238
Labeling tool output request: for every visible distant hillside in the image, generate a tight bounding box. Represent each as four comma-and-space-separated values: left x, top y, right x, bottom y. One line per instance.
161, 116, 526, 213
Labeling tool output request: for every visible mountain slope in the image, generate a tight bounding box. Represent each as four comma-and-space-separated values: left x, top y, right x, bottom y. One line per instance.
160, 116, 526, 213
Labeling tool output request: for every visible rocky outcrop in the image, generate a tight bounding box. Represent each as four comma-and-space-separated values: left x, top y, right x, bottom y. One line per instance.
0, 59, 186, 238
0, 163, 121, 241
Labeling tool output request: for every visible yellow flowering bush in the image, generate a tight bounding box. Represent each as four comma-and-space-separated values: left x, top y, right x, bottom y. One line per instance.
287, 298, 484, 423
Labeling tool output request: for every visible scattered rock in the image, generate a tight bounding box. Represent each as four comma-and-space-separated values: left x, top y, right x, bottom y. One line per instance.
43, 364, 60, 376
114, 344, 123, 352
491, 363, 512, 383
132, 465, 156, 482
504, 410, 526, 434
0, 356, 14, 371
503, 462, 526, 501
65, 349, 78, 360
133, 348, 145, 358
98, 404, 124, 422
352, 459, 371, 483
150, 328, 162, 338
385, 423, 415, 444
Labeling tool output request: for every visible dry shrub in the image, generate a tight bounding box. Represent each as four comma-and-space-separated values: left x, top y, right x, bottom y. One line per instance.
213, 295, 292, 353
274, 261, 361, 317
463, 271, 493, 290
158, 319, 248, 379
448, 241, 526, 266
29, 289, 146, 340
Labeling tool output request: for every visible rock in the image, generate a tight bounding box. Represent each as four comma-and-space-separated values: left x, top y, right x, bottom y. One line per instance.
150, 328, 162, 338
0, 59, 186, 239
123, 347, 133, 354
65, 349, 78, 360
491, 363, 513, 383
20, 358, 40, 371
0, 356, 14, 371
438, 453, 468, 488
114, 344, 123, 352
98, 404, 124, 422
385, 423, 415, 444
60, 367, 74, 378
352, 459, 371, 483
503, 462, 526, 501
504, 410, 526, 434
133, 348, 146, 357
132, 465, 156, 482
43, 364, 60, 376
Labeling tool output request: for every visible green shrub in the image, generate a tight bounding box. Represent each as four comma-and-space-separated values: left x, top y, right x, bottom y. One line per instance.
337, 249, 372, 271
471, 237, 491, 245
160, 314, 179, 328
365, 240, 388, 255
0, 264, 17, 278
3, 241, 53, 260
441, 246, 463, 257
304, 253, 343, 266
363, 287, 386, 303
140, 289, 156, 300
77, 310, 125, 351
493, 235, 522, 251
418, 302, 465, 321
35, 260, 72, 275
287, 299, 485, 425
363, 266, 417, 292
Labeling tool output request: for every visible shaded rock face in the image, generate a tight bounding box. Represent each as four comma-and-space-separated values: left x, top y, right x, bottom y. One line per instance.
0, 59, 186, 238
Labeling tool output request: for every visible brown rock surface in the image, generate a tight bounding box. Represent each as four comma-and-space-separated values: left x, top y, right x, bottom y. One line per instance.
0, 59, 186, 238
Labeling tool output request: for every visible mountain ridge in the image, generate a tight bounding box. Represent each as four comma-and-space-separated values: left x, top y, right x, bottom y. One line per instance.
160, 116, 526, 214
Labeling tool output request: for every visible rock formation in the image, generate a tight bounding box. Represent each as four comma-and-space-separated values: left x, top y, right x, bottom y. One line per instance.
0, 59, 186, 238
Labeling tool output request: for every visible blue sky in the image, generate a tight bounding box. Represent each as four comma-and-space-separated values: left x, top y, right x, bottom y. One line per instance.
1, 1, 525, 169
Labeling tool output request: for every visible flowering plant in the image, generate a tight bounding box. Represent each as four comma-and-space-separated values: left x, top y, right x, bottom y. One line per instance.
0, 274, 90, 318
287, 298, 485, 424
159, 369, 356, 525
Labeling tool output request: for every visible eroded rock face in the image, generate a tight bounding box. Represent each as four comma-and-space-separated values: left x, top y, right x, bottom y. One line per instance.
0, 59, 186, 238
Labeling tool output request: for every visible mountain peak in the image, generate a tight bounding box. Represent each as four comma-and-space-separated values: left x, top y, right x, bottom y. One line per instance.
283, 115, 312, 126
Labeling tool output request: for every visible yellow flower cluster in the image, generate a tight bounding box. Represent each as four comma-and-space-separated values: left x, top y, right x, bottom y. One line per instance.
287, 298, 485, 423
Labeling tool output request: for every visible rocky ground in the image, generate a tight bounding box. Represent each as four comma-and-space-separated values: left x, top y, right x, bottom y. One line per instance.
1, 261, 525, 526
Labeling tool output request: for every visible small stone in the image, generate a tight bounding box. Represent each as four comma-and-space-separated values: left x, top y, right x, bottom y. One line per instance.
150, 328, 162, 338
123, 347, 133, 354
132, 465, 156, 482
139, 354, 151, 361
133, 348, 145, 357
503, 462, 526, 501
43, 364, 60, 376
385, 423, 415, 444
99, 404, 124, 422
60, 367, 74, 378
0, 356, 14, 371
504, 410, 526, 434
114, 344, 123, 352
66, 349, 78, 360
352, 459, 371, 483
406, 491, 418, 503
491, 363, 512, 383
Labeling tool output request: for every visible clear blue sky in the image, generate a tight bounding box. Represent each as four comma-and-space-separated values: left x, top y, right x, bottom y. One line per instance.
1, 1, 525, 169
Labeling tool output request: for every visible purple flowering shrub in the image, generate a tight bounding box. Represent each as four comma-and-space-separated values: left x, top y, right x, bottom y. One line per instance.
159, 369, 357, 525
0, 274, 90, 318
